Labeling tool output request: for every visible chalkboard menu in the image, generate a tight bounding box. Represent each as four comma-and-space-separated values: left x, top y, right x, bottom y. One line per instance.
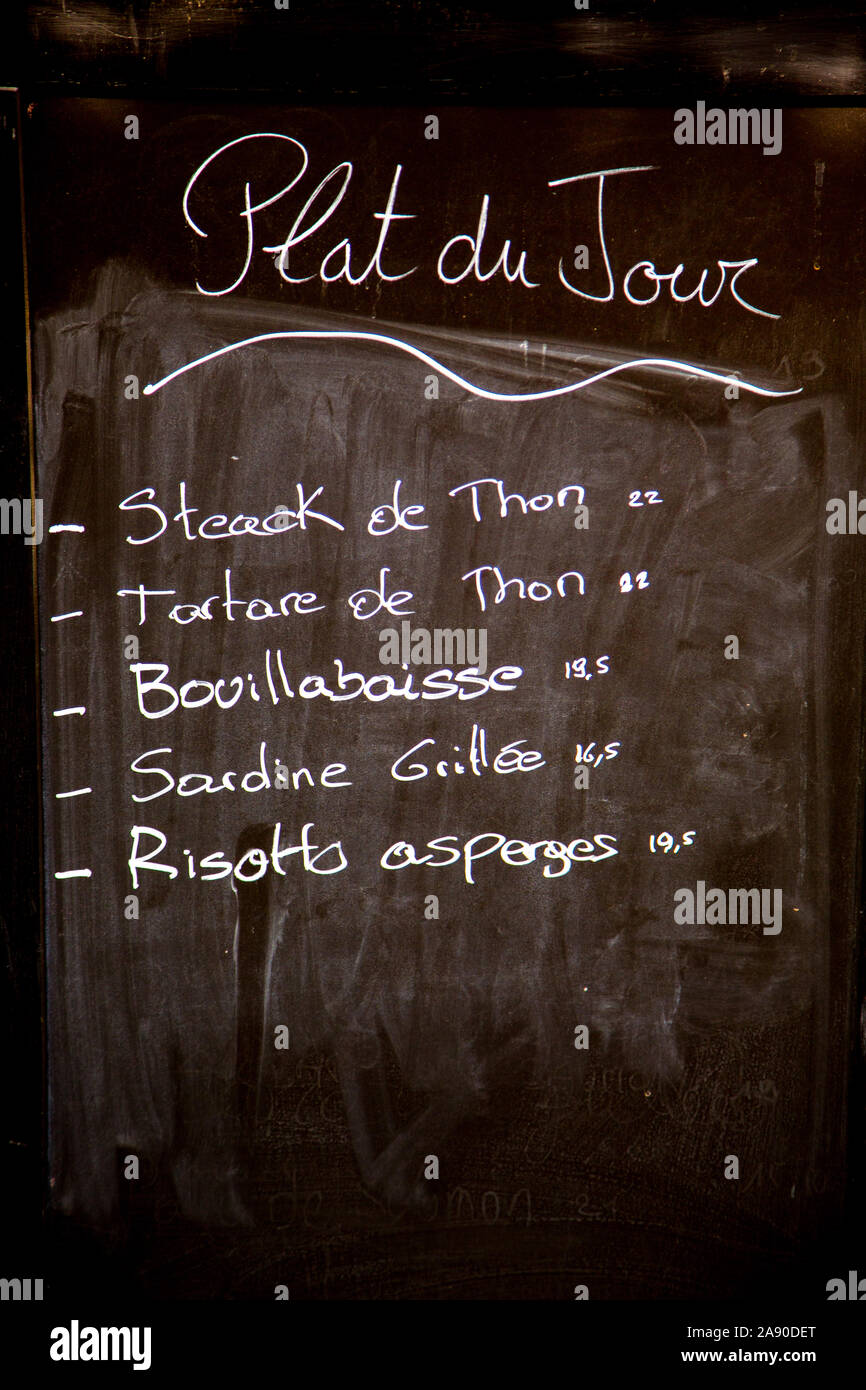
24, 100, 866, 1299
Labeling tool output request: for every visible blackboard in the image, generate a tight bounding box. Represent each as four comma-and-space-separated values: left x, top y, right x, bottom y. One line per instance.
21, 96, 866, 1302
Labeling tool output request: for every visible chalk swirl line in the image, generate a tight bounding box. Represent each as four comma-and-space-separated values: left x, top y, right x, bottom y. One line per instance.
142, 330, 802, 403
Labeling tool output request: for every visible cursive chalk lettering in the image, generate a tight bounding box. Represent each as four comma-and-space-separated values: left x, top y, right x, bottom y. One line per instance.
118, 569, 324, 624
180, 137, 781, 320
120, 481, 343, 545
128, 655, 524, 717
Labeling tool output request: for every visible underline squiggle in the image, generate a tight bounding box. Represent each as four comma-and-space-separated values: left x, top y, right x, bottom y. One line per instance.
142, 330, 802, 403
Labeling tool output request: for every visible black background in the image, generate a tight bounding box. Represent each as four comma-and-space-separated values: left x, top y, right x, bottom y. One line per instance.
2, 0, 866, 1345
